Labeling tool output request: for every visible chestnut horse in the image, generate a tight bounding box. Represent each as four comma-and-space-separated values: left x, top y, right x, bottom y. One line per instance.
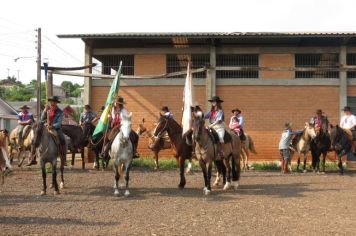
153, 115, 193, 189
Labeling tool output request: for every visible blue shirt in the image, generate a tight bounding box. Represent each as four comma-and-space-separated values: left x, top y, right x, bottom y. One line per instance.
17, 111, 34, 122
204, 110, 224, 124
80, 112, 97, 124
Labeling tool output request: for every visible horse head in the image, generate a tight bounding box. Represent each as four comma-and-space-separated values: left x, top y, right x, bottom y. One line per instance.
192, 111, 204, 142
304, 122, 317, 140
120, 112, 132, 145
153, 115, 169, 137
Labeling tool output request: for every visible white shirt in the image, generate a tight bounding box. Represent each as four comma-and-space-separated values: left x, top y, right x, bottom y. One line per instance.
340, 114, 356, 129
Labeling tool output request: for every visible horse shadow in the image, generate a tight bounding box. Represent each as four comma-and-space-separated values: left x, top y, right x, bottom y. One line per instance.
0, 215, 117, 226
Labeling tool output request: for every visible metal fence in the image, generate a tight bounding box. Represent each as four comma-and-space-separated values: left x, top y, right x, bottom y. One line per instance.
216, 54, 259, 79
94, 55, 134, 75
347, 54, 356, 78
295, 54, 339, 79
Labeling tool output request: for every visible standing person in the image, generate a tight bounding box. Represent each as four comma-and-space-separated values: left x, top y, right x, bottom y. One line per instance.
102, 96, 139, 159
62, 105, 76, 125
340, 106, 356, 153
16, 105, 34, 148
79, 104, 98, 139
28, 96, 66, 166
204, 96, 225, 157
229, 108, 246, 140
278, 123, 303, 174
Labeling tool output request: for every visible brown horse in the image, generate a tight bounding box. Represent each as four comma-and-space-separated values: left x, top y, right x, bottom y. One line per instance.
0, 130, 11, 184
240, 134, 257, 171
137, 119, 194, 172
9, 125, 35, 167
193, 112, 241, 192
153, 115, 193, 189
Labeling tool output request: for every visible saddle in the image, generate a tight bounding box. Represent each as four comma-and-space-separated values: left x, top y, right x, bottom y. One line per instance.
47, 128, 60, 147
22, 125, 32, 139
208, 128, 232, 144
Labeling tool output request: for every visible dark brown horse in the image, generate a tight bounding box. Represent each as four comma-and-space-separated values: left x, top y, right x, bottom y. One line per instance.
153, 115, 193, 189
62, 125, 86, 169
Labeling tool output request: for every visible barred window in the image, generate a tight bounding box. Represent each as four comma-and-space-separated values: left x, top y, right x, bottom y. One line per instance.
166, 54, 209, 78
347, 54, 356, 79
95, 55, 134, 75
216, 54, 259, 79
295, 54, 339, 79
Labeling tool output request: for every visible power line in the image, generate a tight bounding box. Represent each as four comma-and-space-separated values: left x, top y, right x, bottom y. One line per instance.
43, 35, 83, 64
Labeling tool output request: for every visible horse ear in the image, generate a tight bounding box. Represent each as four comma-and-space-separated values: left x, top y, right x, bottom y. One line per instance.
330, 124, 334, 129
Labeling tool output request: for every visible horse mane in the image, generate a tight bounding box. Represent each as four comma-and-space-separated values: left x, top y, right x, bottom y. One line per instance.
168, 118, 183, 133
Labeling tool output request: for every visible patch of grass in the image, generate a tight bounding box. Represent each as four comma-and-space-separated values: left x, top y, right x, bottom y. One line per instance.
132, 157, 200, 170
250, 161, 340, 172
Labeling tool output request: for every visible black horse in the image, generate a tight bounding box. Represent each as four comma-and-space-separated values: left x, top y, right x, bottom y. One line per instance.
310, 122, 331, 173
62, 123, 109, 170
330, 124, 352, 175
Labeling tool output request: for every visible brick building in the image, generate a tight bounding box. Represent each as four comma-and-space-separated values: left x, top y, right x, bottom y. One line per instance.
58, 32, 356, 160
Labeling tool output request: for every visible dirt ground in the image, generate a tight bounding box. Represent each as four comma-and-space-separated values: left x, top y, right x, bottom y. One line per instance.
1, 163, 356, 236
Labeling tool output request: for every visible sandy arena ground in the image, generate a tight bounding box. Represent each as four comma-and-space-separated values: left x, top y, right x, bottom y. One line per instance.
1, 164, 356, 236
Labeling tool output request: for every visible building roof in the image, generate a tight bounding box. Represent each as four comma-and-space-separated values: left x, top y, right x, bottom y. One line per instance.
58, 32, 356, 39
0, 98, 18, 116
8, 101, 39, 115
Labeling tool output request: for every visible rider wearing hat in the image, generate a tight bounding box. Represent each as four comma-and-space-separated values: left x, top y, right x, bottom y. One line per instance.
28, 96, 66, 166
340, 106, 356, 152
310, 109, 329, 130
204, 96, 225, 157
80, 104, 98, 142
102, 96, 139, 159
16, 105, 34, 148
160, 106, 174, 119
229, 108, 246, 141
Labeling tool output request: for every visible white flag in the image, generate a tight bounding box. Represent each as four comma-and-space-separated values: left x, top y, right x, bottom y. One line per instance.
182, 63, 195, 136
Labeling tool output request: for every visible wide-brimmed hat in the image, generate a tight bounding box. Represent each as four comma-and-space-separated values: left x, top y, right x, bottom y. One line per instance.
115, 96, 126, 104
19, 105, 30, 110
316, 109, 323, 114
342, 106, 351, 112
48, 96, 61, 103
161, 106, 169, 112
284, 122, 292, 129
208, 96, 224, 103
231, 108, 241, 114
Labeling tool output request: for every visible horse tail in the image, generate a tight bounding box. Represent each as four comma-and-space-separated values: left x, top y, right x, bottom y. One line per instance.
248, 135, 257, 154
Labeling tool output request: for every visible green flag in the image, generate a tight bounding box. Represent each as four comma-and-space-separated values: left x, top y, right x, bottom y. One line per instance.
92, 61, 122, 139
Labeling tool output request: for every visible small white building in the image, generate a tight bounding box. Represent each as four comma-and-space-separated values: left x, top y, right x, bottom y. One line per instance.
0, 98, 18, 131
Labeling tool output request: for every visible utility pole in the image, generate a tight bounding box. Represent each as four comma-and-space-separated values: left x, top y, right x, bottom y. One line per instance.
16, 70, 20, 80
36, 28, 41, 119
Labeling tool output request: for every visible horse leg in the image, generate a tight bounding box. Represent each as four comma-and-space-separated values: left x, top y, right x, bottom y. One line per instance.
18, 151, 26, 167
297, 154, 301, 172
303, 153, 307, 173
207, 162, 212, 192
52, 162, 59, 194
113, 161, 120, 196
178, 156, 186, 189
199, 159, 209, 195
186, 159, 193, 174
154, 150, 159, 170
41, 162, 47, 195
223, 157, 232, 190
71, 150, 75, 167
59, 165, 64, 189
338, 155, 344, 175
124, 161, 132, 197
213, 160, 223, 186
322, 152, 327, 173
81, 149, 85, 170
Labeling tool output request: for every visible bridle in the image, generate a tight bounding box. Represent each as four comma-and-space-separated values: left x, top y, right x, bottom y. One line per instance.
154, 118, 169, 138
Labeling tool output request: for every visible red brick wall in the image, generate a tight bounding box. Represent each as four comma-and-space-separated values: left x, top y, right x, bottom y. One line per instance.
260, 54, 294, 79
91, 85, 339, 161
348, 86, 356, 96
134, 55, 166, 76
216, 85, 339, 160
91, 85, 206, 156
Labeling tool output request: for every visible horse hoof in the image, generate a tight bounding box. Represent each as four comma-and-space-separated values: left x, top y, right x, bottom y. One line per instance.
60, 182, 64, 189
124, 190, 130, 197
178, 184, 185, 190
114, 189, 120, 196
303, 169, 307, 173
223, 182, 231, 190
54, 190, 60, 195
232, 181, 239, 190
40, 191, 46, 196
204, 188, 211, 195
49, 184, 54, 189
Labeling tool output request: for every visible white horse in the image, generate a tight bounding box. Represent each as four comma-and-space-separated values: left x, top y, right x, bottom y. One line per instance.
110, 112, 134, 197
